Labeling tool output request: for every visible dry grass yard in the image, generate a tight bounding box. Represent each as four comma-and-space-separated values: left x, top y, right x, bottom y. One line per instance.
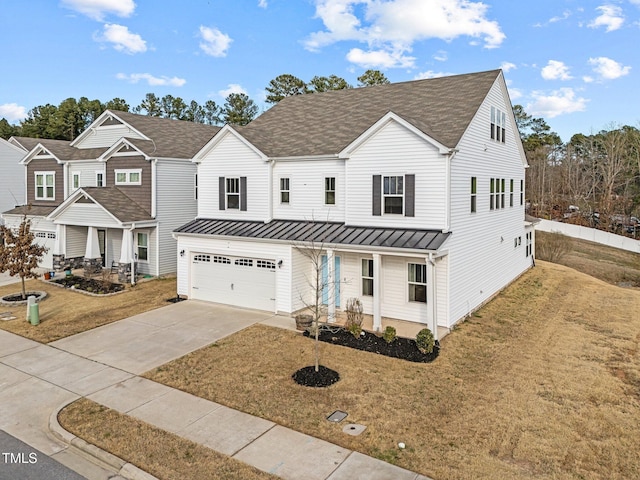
49, 236, 640, 479
139, 261, 640, 480
0, 276, 177, 343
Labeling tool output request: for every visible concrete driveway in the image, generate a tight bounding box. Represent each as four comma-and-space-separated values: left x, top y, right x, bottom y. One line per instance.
50, 300, 279, 375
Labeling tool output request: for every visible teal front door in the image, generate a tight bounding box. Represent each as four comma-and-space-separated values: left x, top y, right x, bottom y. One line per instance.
321, 255, 340, 307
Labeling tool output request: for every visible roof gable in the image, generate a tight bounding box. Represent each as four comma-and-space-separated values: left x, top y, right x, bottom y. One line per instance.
237, 69, 501, 158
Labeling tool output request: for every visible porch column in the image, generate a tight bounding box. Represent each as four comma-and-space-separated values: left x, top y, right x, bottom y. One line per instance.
52, 224, 66, 271
118, 229, 134, 284
372, 253, 382, 332
327, 248, 336, 323
83, 226, 102, 274
426, 255, 438, 340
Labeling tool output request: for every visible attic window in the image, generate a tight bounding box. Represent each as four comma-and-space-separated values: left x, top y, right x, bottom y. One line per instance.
491, 106, 506, 143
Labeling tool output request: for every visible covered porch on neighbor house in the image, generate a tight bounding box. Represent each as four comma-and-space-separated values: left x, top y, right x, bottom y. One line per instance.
47, 187, 157, 282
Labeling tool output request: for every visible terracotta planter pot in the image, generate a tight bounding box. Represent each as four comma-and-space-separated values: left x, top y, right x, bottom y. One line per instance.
295, 314, 313, 331
43, 272, 51, 280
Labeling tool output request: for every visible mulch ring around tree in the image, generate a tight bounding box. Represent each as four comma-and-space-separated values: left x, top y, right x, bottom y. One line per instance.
304, 326, 440, 363
52, 275, 124, 295
0, 291, 47, 305
292, 365, 341, 388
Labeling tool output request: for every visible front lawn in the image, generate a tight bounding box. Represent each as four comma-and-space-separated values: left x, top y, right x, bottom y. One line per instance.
0, 276, 177, 343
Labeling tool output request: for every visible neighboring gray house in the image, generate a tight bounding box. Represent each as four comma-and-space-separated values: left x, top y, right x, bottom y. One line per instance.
2, 111, 219, 279
0, 137, 26, 225
174, 69, 535, 336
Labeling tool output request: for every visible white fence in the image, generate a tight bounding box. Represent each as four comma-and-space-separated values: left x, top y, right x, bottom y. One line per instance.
536, 219, 640, 254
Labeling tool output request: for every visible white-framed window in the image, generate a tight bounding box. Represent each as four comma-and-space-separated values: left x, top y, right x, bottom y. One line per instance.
470, 177, 477, 213
491, 106, 506, 143
383, 175, 403, 214
226, 177, 240, 209
194, 174, 198, 200
526, 232, 532, 257
115, 169, 142, 185
362, 259, 374, 296
280, 178, 290, 204
520, 179, 524, 206
72, 172, 80, 190
500, 178, 505, 208
510, 179, 514, 207
136, 232, 148, 262
490, 178, 495, 210
325, 177, 336, 205
408, 263, 427, 303
96, 171, 104, 187
490, 178, 505, 210
35, 172, 55, 200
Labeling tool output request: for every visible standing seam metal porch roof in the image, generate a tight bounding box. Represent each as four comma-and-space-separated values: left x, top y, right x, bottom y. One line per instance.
174, 219, 450, 251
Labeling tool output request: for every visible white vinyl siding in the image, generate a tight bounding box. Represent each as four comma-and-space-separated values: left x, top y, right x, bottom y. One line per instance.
272, 159, 345, 222
345, 120, 446, 229
0, 139, 26, 223
67, 162, 102, 191
66, 226, 87, 258
197, 132, 269, 221
156, 160, 198, 275
54, 202, 121, 228
447, 77, 530, 328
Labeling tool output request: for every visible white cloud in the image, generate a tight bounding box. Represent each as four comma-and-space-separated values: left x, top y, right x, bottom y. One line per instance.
0, 103, 27, 122
433, 50, 448, 62
95, 24, 147, 54
500, 61, 516, 72
414, 70, 454, 80
218, 84, 247, 98
304, 0, 505, 68
541, 60, 572, 80
116, 73, 186, 87
199, 26, 232, 57
527, 88, 588, 118
588, 56, 631, 79
588, 5, 624, 32
549, 10, 571, 23
61, 0, 135, 21
346, 47, 415, 68
258, 0, 268, 7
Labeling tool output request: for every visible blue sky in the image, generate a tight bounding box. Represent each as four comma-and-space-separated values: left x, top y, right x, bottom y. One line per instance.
0, 0, 638, 142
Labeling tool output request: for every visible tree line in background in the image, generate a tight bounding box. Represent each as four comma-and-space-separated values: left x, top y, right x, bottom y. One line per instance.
2, 69, 638, 229
0, 70, 388, 141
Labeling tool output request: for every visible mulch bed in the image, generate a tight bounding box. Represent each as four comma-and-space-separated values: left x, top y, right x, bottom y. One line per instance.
304, 327, 440, 363
292, 365, 340, 388
53, 275, 124, 295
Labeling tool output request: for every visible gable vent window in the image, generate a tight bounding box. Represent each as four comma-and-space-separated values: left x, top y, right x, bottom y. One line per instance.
491, 106, 506, 143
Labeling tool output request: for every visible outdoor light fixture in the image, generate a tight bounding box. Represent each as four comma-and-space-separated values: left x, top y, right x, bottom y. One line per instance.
180, 250, 185, 257
278, 259, 283, 268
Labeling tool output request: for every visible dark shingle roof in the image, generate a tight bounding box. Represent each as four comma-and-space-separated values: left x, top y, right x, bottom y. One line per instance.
81, 187, 153, 222
110, 111, 221, 158
175, 219, 450, 251
237, 70, 501, 157
2, 205, 57, 217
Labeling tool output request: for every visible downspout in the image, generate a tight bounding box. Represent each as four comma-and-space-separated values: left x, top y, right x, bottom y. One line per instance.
428, 252, 438, 341
267, 159, 274, 222
444, 149, 458, 232
130, 222, 136, 286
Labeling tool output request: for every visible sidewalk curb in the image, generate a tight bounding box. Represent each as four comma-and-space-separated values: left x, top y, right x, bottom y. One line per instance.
49, 400, 158, 480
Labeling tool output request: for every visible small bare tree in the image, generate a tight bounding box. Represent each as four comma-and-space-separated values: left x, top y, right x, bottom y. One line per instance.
0, 216, 49, 299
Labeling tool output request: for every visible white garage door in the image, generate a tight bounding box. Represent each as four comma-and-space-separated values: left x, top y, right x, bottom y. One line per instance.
191, 253, 276, 311
33, 231, 55, 269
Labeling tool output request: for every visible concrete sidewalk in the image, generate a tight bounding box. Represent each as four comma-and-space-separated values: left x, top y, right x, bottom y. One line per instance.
0, 301, 431, 480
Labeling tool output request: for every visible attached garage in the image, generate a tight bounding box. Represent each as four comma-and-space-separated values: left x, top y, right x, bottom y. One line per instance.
190, 253, 276, 311
33, 231, 55, 269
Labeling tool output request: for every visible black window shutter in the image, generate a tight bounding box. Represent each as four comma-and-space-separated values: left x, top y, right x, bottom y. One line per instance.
240, 176, 247, 211
218, 176, 225, 210
405, 174, 415, 217
372, 175, 381, 216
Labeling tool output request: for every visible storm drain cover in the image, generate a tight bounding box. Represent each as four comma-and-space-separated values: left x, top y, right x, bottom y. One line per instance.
343, 424, 367, 436
327, 410, 348, 422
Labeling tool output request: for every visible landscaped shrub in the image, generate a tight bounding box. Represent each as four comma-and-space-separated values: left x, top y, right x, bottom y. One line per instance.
382, 326, 397, 344
416, 328, 435, 354
345, 297, 363, 338
536, 231, 573, 263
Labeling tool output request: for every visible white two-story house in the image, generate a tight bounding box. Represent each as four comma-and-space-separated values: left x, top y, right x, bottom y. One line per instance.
0, 138, 26, 226
174, 69, 534, 337
3, 111, 219, 281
